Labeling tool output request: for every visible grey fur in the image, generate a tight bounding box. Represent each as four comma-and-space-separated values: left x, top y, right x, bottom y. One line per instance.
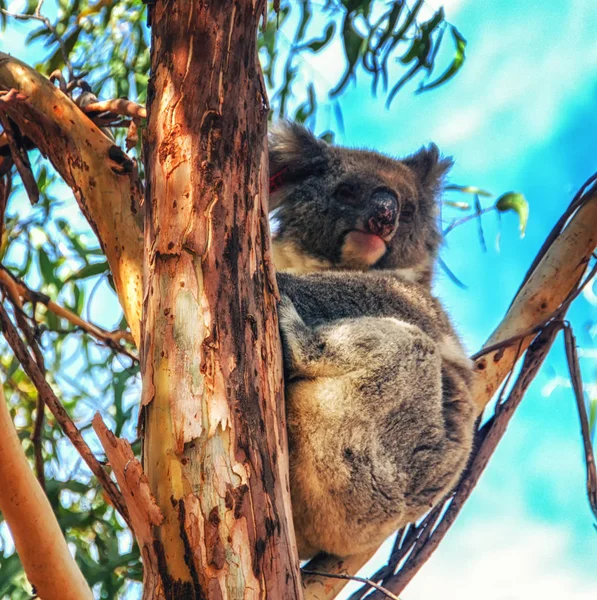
269, 123, 476, 559
269, 121, 453, 285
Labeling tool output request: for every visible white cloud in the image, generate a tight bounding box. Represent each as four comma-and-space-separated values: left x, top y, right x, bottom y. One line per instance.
401, 518, 597, 600
332, 514, 597, 600
428, 0, 597, 169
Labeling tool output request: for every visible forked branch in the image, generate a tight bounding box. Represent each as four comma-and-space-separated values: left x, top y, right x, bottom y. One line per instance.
0, 53, 144, 345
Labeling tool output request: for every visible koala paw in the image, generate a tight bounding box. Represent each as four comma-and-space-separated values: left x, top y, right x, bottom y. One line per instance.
278, 295, 302, 330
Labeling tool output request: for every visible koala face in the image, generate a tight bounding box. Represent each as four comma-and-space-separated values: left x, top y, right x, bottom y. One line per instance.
269, 122, 452, 284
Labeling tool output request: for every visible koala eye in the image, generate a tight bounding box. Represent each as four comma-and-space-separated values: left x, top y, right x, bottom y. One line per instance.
400, 201, 416, 223
334, 183, 358, 205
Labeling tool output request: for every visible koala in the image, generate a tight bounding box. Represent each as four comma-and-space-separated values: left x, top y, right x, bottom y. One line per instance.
269, 122, 447, 286
268, 123, 477, 559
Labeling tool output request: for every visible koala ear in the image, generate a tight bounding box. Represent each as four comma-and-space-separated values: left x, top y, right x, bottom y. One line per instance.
268, 121, 330, 211
403, 144, 453, 192
269, 121, 329, 178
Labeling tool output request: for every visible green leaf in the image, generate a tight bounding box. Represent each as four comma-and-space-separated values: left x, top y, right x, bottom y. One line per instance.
303, 23, 335, 53
418, 26, 466, 92
445, 184, 493, 197
0, 553, 25, 597
45, 26, 82, 74
320, 131, 335, 144
38, 247, 57, 285
65, 260, 109, 282
474, 194, 487, 252
443, 200, 471, 210
330, 14, 366, 96
495, 192, 529, 238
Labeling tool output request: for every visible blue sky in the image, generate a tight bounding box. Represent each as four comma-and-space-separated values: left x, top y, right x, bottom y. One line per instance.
2, 1, 597, 598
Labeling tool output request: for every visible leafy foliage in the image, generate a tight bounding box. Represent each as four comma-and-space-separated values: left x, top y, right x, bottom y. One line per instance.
0, 0, 472, 597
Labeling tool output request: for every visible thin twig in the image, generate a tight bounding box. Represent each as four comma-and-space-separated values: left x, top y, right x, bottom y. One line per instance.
0, 265, 137, 359
443, 206, 494, 236
562, 323, 597, 519
302, 569, 401, 600
0, 264, 47, 487
0, 302, 131, 528
0, 7, 74, 80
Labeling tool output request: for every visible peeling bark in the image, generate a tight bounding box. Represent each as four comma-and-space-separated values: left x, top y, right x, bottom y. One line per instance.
141, 3, 301, 599
92, 415, 165, 595
0, 53, 144, 344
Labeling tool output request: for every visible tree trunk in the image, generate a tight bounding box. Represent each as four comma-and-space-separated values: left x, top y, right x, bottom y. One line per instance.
141, 2, 302, 598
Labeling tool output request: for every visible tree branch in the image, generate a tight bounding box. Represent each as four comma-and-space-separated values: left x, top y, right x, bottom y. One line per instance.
0, 264, 137, 359
474, 179, 597, 415
0, 301, 131, 528
82, 99, 147, 120
0, 53, 144, 345
0, 383, 92, 600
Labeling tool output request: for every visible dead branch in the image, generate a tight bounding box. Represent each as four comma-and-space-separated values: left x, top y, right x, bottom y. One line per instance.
563, 324, 597, 519
82, 99, 147, 120
0, 264, 137, 358
301, 570, 400, 600
0, 383, 92, 599
0, 301, 131, 528
0, 54, 144, 345
92, 414, 164, 593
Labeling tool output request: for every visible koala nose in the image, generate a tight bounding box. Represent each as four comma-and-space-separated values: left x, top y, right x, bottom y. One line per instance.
367, 190, 399, 238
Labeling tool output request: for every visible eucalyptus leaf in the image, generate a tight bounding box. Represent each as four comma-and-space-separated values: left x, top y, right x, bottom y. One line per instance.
445, 183, 493, 197
495, 192, 529, 238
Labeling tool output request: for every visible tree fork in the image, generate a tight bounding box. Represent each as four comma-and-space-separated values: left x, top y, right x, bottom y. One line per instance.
142, 2, 302, 598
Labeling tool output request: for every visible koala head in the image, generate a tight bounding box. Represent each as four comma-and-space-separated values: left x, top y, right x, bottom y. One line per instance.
269, 122, 452, 284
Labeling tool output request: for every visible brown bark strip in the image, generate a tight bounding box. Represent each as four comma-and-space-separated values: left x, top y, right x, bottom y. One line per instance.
0, 52, 144, 345
0, 301, 131, 527
92, 414, 165, 596
142, 2, 301, 598
0, 384, 93, 600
